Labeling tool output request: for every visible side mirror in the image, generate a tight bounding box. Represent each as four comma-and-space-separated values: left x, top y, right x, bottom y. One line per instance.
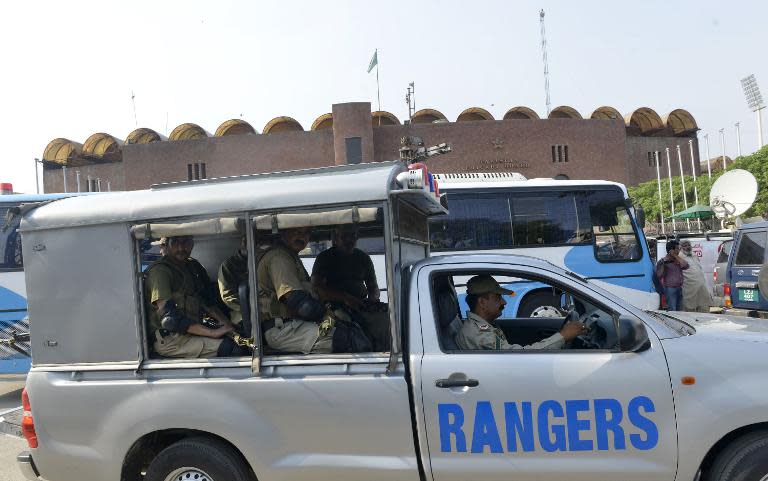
635, 205, 646, 229
559, 293, 574, 312
617, 315, 650, 352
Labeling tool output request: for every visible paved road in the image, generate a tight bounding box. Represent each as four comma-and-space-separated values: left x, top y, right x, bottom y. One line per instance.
0, 375, 26, 480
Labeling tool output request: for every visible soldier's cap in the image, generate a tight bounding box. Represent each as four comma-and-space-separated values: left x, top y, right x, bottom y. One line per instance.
466, 275, 515, 296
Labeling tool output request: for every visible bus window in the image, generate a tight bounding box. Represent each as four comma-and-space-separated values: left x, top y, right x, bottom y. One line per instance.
0, 205, 22, 270
586, 191, 642, 262
430, 193, 512, 250
510, 193, 589, 246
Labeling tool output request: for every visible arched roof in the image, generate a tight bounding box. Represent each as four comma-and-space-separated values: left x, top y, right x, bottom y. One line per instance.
42, 138, 83, 165
263, 116, 303, 134
663, 109, 698, 135
503, 106, 540, 120
126, 128, 165, 144
215, 119, 257, 136
590, 106, 622, 120
311, 113, 333, 131
624, 107, 664, 133
549, 106, 582, 119
82, 133, 123, 158
456, 107, 495, 122
411, 108, 447, 124
169, 123, 209, 141
371, 111, 400, 126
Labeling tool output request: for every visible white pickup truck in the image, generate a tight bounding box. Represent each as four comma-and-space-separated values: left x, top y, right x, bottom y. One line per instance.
15, 161, 768, 481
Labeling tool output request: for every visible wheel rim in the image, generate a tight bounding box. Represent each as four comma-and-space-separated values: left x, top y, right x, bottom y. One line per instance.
164, 467, 214, 481
530, 305, 562, 318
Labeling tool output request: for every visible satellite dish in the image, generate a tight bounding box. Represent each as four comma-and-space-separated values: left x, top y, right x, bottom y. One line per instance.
710, 169, 757, 218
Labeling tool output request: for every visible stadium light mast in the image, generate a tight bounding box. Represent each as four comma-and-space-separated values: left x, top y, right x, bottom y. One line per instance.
539, 10, 552, 116
741, 74, 765, 149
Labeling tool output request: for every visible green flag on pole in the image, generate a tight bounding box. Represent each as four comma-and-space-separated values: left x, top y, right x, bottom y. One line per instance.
367, 49, 378, 73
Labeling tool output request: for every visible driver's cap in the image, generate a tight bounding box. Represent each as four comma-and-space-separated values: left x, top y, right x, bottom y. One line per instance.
466, 275, 515, 296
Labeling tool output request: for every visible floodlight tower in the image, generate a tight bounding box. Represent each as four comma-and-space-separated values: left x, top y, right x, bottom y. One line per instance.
741, 74, 765, 149
539, 10, 552, 117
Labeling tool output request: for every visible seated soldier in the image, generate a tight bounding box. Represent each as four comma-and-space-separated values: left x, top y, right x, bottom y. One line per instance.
311, 224, 390, 351
145, 235, 242, 358
456, 275, 585, 351
218, 237, 249, 327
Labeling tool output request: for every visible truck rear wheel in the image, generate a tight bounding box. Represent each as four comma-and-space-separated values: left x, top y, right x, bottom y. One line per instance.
707, 431, 768, 481
145, 436, 252, 481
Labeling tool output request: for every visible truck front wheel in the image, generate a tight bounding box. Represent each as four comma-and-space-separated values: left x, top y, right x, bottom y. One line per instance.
145, 436, 252, 481
707, 431, 768, 481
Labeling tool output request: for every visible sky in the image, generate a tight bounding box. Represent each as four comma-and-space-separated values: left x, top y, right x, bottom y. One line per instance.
1, 0, 766, 193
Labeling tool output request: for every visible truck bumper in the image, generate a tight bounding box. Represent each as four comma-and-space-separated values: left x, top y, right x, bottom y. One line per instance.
17, 451, 41, 480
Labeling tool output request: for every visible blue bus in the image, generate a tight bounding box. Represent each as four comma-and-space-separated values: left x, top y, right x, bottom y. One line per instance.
429, 173, 658, 317
0, 192, 87, 373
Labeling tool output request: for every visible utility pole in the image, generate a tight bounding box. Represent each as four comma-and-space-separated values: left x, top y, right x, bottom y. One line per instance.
735, 122, 742, 157
539, 10, 552, 116
703, 133, 712, 179
719, 128, 727, 169
654, 151, 665, 235
405, 82, 415, 121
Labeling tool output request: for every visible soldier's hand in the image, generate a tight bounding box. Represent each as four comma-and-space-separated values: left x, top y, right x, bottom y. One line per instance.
344, 294, 364, 312
560, 321, 587, 341
214, 324, 235, 338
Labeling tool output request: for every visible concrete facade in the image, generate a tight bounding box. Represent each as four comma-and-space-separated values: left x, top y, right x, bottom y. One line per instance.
42, 102, 700, 193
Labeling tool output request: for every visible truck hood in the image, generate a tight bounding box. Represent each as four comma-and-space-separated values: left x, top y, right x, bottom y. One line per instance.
657, 311, 768, 343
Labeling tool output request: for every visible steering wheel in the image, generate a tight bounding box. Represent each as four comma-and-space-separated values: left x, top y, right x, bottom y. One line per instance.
571, 309, 609, 349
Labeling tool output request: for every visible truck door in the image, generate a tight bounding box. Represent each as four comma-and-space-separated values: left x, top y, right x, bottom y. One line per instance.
729, 229, 767, 310
413, 263, 677, 481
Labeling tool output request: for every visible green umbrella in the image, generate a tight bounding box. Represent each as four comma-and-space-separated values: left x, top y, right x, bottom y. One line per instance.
668, 204, 715, 219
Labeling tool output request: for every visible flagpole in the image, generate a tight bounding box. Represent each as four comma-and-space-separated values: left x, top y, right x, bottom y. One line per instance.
375, 49, 381, 117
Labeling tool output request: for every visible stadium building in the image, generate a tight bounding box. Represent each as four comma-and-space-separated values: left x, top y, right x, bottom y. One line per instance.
41, 102, 700, 192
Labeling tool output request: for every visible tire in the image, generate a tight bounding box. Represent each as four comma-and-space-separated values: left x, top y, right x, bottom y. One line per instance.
145, 436, 253, 481
517, 291, 561, 318
707, 431, 768, 481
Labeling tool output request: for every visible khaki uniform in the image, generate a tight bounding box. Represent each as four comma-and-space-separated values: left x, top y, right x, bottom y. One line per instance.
257, 244, 333, 354
218, 249, 248, 325
145, 256, 222, 358
456, 312, 564, 350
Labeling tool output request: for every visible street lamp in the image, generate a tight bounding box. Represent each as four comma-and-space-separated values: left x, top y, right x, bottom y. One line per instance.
703, 133, 712, 179
741, 74, 765, 149
719, 128, 727, 169
735, 122, 742, 157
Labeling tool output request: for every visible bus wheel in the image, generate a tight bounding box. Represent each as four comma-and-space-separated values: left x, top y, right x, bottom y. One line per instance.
706, 431, 768, 481
145, 437, 252, 481
518, 292, 561, 318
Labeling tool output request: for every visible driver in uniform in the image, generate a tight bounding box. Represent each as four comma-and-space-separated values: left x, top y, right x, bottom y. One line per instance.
456, 275, 585, 350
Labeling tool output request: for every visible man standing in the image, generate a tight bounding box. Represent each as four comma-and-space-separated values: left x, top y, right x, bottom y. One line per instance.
656, 239, 689, 311
258, 227, 334, 354
145, 236, 237, 358
680, 240, 713, 312
311, 224, 389, 351
455, 275, 585, 350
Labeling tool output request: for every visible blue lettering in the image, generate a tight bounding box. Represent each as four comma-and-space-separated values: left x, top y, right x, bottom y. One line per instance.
471, 401, 503, 453
504, 401, 535, 452
565, 400, 593, 451
594, 398, 626, 450
438, 403, 467, 452
537, 400, 567, 452
628, 396, 658, 450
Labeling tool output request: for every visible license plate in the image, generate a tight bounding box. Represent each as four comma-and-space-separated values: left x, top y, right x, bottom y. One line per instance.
739, 288, 758, 302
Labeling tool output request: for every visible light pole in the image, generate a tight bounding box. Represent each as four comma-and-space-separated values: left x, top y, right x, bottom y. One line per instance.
654, 151, 665, 234
703, 133, 712, 179
34, 158, 40, 194
719, 128, 727, 169
666, 147, 676, 232
741, 74, 765, 149
689, 140, 701, 230
677, 145, 690, 230
735, 122, 742, 157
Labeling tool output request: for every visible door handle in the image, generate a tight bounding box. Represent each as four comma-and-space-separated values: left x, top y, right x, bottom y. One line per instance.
436, 378, 479, 388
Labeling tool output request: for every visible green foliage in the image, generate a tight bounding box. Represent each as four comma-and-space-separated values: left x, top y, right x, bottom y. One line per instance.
629, 145, 768, 222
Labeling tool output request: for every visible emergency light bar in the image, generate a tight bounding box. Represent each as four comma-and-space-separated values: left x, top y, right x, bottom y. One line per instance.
395, 163, 440, 199
1, 183, 13, 194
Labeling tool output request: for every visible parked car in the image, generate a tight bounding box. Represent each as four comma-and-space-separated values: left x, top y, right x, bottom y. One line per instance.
712, 239, 733, 307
